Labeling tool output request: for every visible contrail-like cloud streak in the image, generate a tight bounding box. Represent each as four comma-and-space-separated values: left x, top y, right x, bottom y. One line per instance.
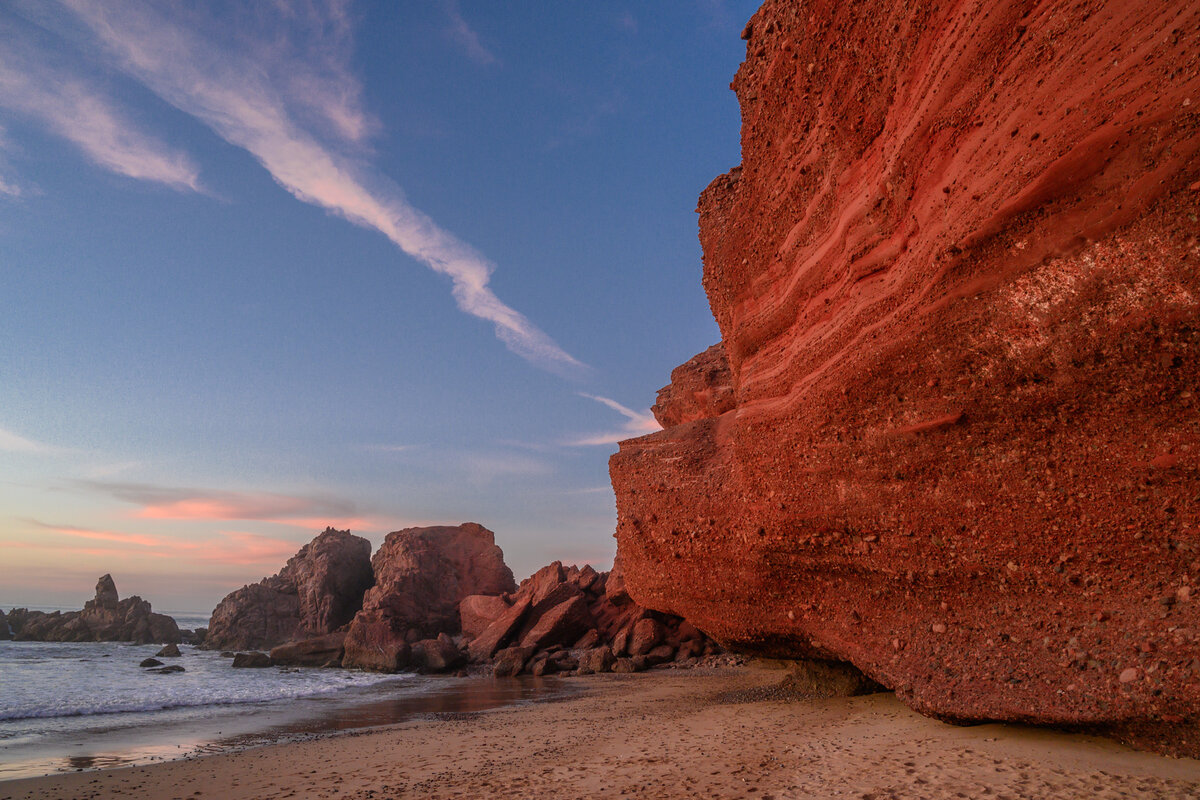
0, 39, 200, 191
60, 0, 585, 375
567, 393, 661, 445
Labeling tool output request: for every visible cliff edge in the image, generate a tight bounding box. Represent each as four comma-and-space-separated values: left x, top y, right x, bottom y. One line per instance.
610, 0, 1200, 755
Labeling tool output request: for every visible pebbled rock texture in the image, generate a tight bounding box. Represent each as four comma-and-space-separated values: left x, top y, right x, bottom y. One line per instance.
610, 0, 1200, 756
342, 523, 515, 671
6, 575, 180, 644
203, 528, 374, 651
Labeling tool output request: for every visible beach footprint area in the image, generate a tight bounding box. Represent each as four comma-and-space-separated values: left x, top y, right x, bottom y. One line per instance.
3, 666, 1197, 800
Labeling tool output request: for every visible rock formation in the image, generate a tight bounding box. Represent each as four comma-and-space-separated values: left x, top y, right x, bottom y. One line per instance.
203, 528, 374, 651
6, 575, 180, 644
464, 558, 721, 677
610, 0, 1200, 756
342, 523, 516, 671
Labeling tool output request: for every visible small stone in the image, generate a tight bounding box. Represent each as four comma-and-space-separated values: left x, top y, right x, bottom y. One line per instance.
1177, 586, 1192, 603
1118, 667, 1139, 684
931, 622, 947, 634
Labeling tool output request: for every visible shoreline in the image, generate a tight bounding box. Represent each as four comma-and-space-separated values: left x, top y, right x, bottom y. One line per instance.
3, 664, 1197, 799
0, 669, 572, 782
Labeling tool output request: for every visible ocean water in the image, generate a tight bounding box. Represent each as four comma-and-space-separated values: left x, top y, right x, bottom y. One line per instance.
0, 611, 568, 781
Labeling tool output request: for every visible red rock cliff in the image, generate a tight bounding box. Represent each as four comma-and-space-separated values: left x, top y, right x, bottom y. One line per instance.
611, 0, 1200, 755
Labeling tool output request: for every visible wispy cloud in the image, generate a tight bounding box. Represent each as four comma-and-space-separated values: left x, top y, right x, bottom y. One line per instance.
26, 519, 300, 567
358, 443, 421, 454
78, 480, 375, 530
29, 519, 161, 547
0, 425, 66, 455
566, 393, 661, 446
0, 34, 200, 191
58, 0, 582, 375
443, 0, 499, 66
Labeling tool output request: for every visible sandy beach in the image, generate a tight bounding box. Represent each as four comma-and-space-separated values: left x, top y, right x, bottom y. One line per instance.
3, 664, 1198, 800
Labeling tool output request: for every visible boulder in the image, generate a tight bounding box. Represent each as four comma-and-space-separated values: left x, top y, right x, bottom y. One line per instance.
269, 631, 348, 667
604, 553, 631, 606
231, 652, 273, 668
139, 658, 164, 668
518, 595, 594, 652
628, 618, 664, 657
574, 564, 600, 593
458, 594, 511, 638
150, 665, 186, 674
644, 644, 676, 666
0, 610, 10, 640
342, 523, 515, 671
609, 0, 1200, 757
411, 634, 466, 673
577, 646, 615, 675
155, 644, 181, 658
493, 645, 534, 677
518, 562, 566, 606
573, 629, 600, 650
204, 528, 373, 652
339, 611, 411, 672
467, 598, 531, 663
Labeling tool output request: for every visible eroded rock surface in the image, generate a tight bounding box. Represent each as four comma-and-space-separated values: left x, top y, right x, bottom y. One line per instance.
610, 0, 1200, 756
342, 523, 515, 671
204, 528, 373, 651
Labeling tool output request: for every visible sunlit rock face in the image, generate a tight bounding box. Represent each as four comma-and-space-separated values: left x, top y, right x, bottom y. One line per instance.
341, 523, 516, 671
611, 0, 1200, 756
203, 528, 374, 651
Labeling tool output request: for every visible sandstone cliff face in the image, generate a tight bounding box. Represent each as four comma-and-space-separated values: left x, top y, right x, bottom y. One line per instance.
611, 0, 1200, 755
342, 523, 516, 671
204, 528, 373, 651
7, 574, 180, 644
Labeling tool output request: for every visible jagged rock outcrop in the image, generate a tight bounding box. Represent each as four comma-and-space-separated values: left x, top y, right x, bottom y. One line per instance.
6, 575, 180, 644
342, 523, 516, 671
203, 528, 374, 651
464, 559, 721, 677
610, 0, 1200, 756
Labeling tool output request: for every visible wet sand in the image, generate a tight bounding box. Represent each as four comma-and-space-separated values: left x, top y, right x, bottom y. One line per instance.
3, 664, 1198, 799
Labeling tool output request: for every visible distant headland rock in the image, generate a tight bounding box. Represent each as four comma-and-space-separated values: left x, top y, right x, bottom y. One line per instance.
203, 527, 374, 652
5, 574, 181, 644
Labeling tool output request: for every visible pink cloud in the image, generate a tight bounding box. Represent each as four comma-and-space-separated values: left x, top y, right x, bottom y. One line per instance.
31, 521, 163, 547
26, 520, 303, 568
81, 481, 373, 529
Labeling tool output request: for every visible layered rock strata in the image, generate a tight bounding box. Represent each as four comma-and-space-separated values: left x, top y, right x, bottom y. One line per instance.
341, 523, 516, 671
203, 528, 373, 651
6, 575, 180, 644
610, 0, 1200, 756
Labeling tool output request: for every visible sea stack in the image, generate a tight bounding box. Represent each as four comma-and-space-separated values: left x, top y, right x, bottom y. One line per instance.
610, 0, 1200, 756
203, 528, 374, 651
6, 574, 181, 644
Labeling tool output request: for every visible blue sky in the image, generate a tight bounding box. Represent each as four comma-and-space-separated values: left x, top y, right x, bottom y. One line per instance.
0, 1, 755, 612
